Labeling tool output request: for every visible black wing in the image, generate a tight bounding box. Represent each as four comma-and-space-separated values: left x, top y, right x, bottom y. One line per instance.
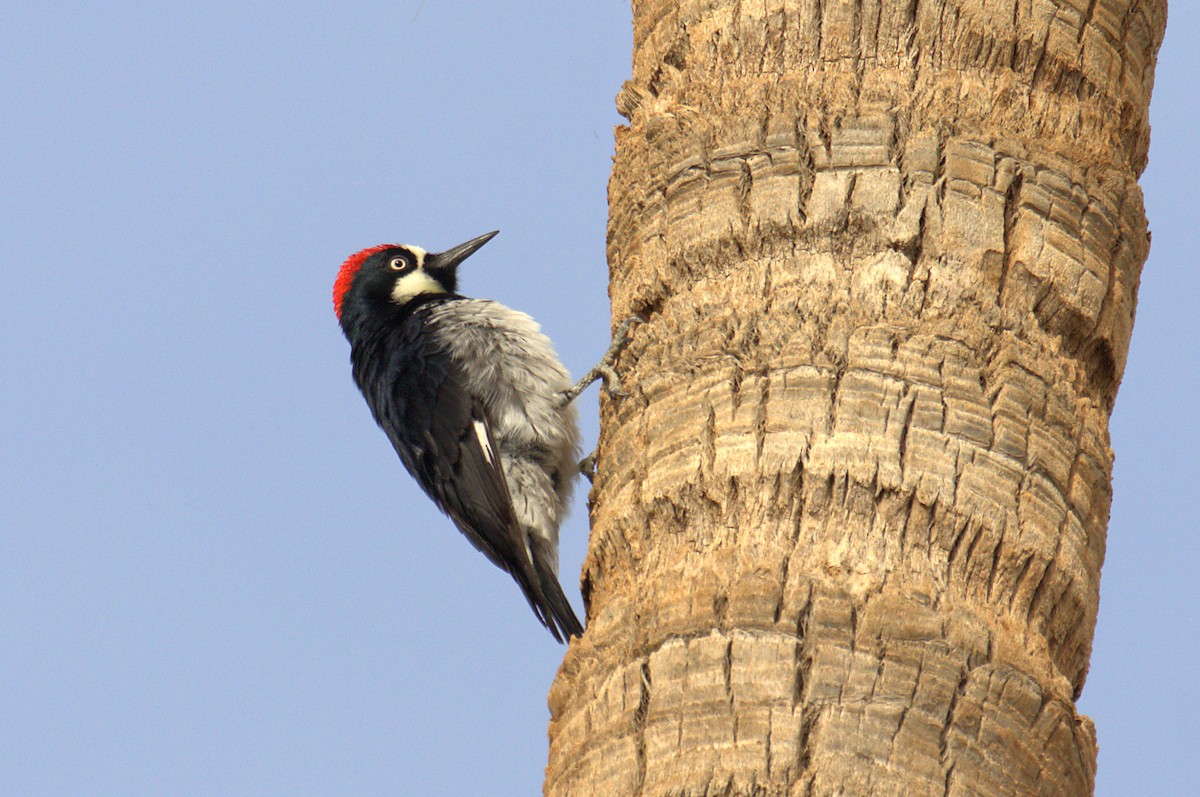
354, 308, 579, 641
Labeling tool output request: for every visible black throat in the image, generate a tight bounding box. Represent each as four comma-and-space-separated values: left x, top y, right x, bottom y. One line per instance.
339, 291, 462, 345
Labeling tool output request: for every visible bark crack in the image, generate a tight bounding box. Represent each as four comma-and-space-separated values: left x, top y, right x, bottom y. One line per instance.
1077, 0, 1099, 45
999, 166, 1025, 304
897, 386, 917, 476
939, 666, 970, 796
633, 658, 652, 796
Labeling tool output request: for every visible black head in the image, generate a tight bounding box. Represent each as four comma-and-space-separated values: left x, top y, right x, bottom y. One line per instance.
333, 231, 498, 331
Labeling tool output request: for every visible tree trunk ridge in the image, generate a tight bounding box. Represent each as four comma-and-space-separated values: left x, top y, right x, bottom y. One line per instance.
546, 2, 1166, 795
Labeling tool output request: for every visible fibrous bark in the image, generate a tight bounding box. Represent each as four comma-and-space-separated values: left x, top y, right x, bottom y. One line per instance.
547, 2, 1165, 795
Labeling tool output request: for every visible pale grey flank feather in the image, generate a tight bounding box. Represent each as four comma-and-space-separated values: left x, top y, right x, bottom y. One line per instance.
428, 300, 581, 577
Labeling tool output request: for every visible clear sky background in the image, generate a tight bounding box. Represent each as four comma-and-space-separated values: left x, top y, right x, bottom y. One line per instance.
1, 3, 1194, 795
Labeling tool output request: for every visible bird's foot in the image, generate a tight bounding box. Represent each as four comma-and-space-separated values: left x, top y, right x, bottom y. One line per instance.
578, 451, 598, 483
560, 315, 644, 407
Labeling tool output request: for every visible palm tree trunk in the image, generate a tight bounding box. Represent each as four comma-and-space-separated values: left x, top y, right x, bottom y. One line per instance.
547, 1, 1166, 794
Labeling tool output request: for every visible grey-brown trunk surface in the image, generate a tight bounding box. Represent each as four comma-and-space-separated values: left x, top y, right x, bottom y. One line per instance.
547, 2, 1166, 795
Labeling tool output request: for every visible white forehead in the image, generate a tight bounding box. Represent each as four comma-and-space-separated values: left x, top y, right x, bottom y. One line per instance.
404, 245, 428, 267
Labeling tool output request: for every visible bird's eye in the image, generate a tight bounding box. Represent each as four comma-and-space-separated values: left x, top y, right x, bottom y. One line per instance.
388, 257, 408, 271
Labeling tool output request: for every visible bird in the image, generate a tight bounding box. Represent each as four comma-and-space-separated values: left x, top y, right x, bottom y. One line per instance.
332, 230, 634, 642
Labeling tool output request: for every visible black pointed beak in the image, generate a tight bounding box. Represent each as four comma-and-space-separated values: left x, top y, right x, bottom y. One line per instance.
425, 230, 499, 276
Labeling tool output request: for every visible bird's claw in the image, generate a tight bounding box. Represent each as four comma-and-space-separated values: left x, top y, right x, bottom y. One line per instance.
597, 364, 628, 398
578, 452, 598, 483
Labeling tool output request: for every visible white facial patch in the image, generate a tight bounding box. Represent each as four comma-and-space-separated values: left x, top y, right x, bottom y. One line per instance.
472, 419, 495, 465
390, 268, 446, 304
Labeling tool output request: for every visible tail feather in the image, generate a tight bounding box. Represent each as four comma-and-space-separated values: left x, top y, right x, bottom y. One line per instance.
511, 544, 583, 643
534, 559, 584, 642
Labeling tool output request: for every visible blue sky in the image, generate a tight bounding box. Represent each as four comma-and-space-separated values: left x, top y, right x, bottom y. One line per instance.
1, 3, 1194, 795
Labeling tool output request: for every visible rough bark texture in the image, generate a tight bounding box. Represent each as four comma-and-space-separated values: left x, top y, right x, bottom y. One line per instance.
547, 2, 1165, 795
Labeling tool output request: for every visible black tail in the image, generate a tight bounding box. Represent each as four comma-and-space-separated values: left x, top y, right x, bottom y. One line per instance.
512, 543, 583, 643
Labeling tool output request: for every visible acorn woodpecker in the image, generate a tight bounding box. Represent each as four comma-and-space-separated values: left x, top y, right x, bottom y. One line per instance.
333, 231, 599, 641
